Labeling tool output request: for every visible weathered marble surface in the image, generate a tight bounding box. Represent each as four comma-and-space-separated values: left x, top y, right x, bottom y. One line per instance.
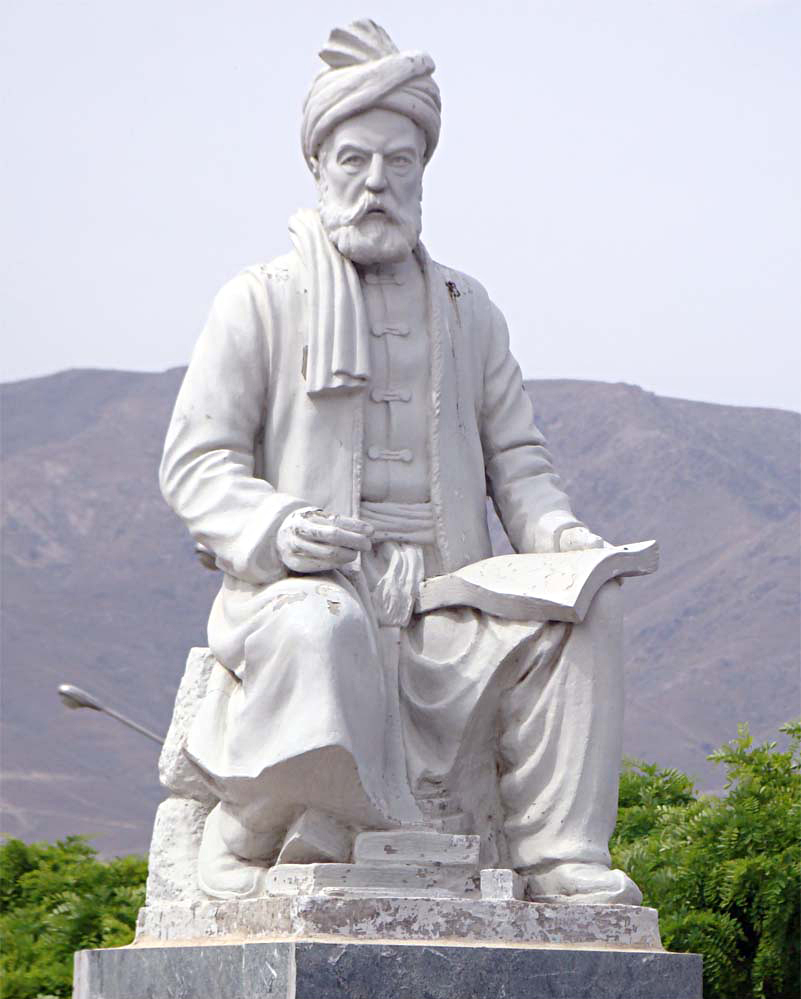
144, 797, 210, 906
354, 829, 480, 867
74, 940, 703, 999
480, 867, 525, 900
261, 861, 479, 899
136, 895, 662, 950
157, 647, 216, 802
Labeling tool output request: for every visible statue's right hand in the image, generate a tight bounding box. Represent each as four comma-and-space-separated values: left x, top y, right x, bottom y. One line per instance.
277, 507, 374, 573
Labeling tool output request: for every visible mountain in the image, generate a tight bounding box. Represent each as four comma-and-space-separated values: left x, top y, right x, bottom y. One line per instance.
1, 370, 798, 856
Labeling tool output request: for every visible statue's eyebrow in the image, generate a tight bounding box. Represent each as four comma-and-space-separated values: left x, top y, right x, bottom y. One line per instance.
334, 142, 419, 161
384, 144, 418, 158
335, 143, 370, 160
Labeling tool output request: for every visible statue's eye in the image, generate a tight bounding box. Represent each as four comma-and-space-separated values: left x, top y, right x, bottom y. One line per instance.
390, 155, 412, 169
341, 154, 366, 169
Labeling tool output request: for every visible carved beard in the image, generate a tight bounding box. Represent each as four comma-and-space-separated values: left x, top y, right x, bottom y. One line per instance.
318, 178, 422, 266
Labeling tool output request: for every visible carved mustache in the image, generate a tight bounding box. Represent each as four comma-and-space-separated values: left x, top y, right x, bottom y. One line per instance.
342, 196, 402, 226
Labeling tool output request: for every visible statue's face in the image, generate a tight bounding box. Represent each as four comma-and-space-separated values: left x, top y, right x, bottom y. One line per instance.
316, 107, 425, 265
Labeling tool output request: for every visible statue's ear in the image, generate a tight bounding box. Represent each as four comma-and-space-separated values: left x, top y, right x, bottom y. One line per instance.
309, 156, 321, 181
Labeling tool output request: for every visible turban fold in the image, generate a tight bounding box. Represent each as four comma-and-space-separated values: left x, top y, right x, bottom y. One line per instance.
302, 20, 441, 169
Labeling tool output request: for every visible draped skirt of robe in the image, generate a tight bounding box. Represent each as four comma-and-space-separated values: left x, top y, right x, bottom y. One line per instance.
185, 551, 559, 837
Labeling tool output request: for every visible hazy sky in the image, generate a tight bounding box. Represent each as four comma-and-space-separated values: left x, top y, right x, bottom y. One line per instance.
2, 0, 799, 410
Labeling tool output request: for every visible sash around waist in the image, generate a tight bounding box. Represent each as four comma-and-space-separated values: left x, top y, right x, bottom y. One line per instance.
359, 500, 436, 545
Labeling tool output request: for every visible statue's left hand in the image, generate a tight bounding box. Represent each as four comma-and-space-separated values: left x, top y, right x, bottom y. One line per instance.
558, 526, 606, 552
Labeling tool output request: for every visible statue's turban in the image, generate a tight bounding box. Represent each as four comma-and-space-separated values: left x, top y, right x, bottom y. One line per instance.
301, 20, 442, 170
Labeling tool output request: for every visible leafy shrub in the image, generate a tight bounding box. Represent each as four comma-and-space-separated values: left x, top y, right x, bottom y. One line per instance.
0, 836, 146, 998
611, 722, 800, 999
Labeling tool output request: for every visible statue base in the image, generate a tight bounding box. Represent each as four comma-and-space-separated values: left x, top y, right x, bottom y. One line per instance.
74, 937, 701, 999
74, 896, 701, 998
135, 894, 662, 948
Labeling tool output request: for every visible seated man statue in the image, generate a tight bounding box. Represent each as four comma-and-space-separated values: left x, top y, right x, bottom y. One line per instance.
159, 19, 641, 907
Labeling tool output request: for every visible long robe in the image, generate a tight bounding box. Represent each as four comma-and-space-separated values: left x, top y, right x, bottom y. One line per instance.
162, 222, 622, 870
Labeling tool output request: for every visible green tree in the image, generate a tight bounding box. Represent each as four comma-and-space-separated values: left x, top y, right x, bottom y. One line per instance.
0, 836, 146, 998
611, 722, 801, 999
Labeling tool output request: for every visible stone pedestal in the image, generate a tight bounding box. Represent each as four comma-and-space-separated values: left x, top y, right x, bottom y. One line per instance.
135, 895, 662, 948
75, 938, 701, 999
74, 896, 701, 999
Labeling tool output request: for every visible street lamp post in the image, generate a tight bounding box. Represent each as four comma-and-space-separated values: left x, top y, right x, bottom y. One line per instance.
58, 683, 165, 745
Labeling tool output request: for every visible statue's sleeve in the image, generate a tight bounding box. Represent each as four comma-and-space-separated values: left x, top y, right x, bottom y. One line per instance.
159, 272, 307, 584
480, 299, 583, 553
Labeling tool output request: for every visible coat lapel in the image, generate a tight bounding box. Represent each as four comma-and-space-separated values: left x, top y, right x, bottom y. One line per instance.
416, 244, 458, 570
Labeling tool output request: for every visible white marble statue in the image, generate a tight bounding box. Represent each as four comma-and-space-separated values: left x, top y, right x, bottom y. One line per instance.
159, 19, 644, 908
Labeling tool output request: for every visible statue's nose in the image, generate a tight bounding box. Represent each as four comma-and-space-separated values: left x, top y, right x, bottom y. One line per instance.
365, 154, 387, 192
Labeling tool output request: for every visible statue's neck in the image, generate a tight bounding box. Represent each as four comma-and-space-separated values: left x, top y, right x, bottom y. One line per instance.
358, 252, 420, 287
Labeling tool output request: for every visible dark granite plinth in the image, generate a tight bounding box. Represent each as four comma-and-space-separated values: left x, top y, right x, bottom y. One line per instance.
74, 939, 702, 999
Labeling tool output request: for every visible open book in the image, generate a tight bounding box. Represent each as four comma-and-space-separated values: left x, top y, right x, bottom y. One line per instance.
415, 540, 659, 623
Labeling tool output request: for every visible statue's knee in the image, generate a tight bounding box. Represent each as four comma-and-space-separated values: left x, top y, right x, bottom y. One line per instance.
277, 577, 369, 651
588, 579, 623, 626
567, 580, 623, 658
